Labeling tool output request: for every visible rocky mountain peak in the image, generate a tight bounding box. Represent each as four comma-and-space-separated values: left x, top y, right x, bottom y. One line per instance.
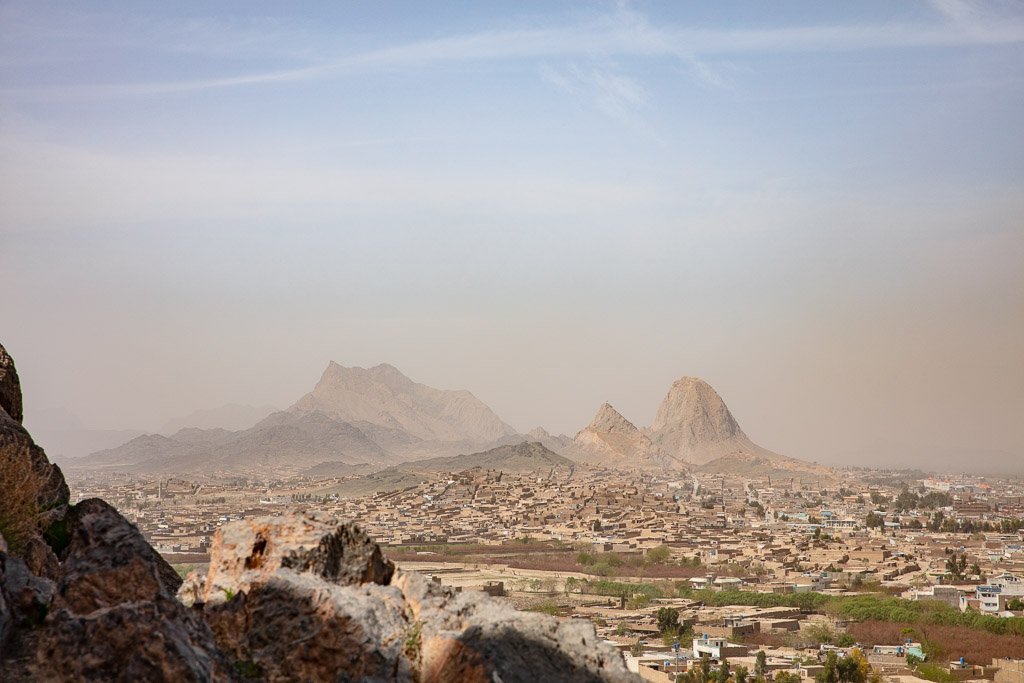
586, 402, 640, 435
562, 402, 662, 467
650, 376, 744, 442
366, 362, 415, 388
293, 361, 516, 444
318, 361, 413, 391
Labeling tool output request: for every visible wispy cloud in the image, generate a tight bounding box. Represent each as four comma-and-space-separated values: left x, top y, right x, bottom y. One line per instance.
541, 62, 649, 123
3, 5, 1023, 101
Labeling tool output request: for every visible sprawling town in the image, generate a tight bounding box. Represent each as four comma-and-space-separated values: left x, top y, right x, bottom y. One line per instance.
66, 466, 1024, 683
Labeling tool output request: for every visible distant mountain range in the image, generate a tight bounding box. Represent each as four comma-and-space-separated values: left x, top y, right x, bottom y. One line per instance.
74, 363, 528, 473
72, 361, 829, 479
161, 403, 277, 434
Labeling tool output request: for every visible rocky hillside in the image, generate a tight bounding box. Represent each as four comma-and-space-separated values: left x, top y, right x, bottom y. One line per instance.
0, 342, 638, 681
563, 403, 676, 470
526, 426, 573, 451
321, 441, 574, 498
405, 441, 573, 473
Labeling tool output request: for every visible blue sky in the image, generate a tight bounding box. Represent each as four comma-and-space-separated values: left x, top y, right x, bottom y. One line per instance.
2, 1, 1023, 471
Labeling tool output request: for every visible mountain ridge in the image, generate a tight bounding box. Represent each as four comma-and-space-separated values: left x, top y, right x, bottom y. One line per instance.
290, 362, 517, 445
76, 362, 830, 478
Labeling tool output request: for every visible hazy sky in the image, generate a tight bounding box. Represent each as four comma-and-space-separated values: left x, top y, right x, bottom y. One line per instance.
2, 1, 1023, 472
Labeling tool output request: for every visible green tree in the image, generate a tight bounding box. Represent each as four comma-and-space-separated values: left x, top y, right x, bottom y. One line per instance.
816, 649, 869, 683
817, 651, 840, 683
716, 658, 730, 683
945, 553, 968, 581
699, 653, 712, 683
647, 545, 672, 564
754, 651, 767, 680
735, 665, 749, 683
657, 607, 681, 635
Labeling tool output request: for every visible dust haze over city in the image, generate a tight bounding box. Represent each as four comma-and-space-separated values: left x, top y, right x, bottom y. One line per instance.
2, 2, 1024, 681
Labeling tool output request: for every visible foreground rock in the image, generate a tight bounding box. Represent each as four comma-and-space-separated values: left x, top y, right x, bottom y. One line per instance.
34, 498, 233, 681
0, 343, 70, 579
181, 512, 412, 681
1, 342, 235, 681
0, 344, 23, 424
182, 512, 640, 683
396, 570, 635, 683
55, 498, 183, 613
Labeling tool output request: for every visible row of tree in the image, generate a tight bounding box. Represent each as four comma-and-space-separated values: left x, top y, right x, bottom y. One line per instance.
674, 649, 876, 683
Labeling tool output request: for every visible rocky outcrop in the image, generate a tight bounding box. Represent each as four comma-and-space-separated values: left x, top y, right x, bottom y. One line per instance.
54, 498, 183, 613
12, 494, 235, 682
34, 498, 232, 681
649, 377, 748, 465
0, 341, 69, 577
563, 403, 674, 470
0, 342, 233, 680
181, 512, 639, 683
0, 344, 23, 424
187, 511, 394, 605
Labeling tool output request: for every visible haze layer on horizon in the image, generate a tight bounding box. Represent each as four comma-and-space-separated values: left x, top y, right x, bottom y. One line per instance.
2, 1, 1022, 473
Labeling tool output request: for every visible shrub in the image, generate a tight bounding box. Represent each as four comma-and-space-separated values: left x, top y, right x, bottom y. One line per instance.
647, 545, 672, 564
0, 447, 42, 553
916, 664, 957, 683
528, 600, 560, 616
627, 594, 652, 609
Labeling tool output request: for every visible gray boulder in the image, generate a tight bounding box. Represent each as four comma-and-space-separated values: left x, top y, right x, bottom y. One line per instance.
395, 570, 639, 683
188, 513, 639, 683
184, 511, 393, 607
204, 570, 414, 682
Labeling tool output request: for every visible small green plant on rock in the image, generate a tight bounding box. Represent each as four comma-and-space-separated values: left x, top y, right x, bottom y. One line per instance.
404, 619, 423, 661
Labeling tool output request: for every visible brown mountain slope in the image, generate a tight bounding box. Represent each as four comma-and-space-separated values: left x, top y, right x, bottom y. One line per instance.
562, 403, 681, 470
290, 362, 517, 445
